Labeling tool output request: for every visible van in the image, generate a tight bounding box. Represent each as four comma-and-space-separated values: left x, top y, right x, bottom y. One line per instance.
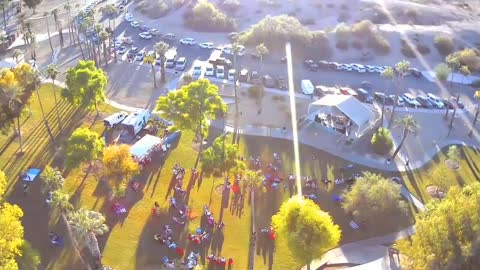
402, 93, 421, 107
301, 80, 314, 95
121, 109, 151, 136
175, 57, 187, 71
165, 51, 177, 68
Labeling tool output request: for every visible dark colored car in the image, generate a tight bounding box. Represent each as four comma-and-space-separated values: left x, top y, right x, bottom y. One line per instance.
239, 69, 249, 82
356, 88, 373, 103
250, 71, 261, 84
208, 57, 232, 69
317, 60, 329, 69
127, 47, 139, 59
277, 77, 287, 90
139, 25, 150, 31
443, 96, 465, 109
373, 92, 392, 105
303, 60, 319, 71
416, 95, 434, 108
408, 68, 422, 78
262, 75, 276, 88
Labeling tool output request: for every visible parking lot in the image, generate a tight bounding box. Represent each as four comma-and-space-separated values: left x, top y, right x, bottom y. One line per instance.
90, 4, 479, 109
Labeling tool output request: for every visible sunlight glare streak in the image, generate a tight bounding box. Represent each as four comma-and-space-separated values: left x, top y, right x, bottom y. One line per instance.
286, 42, 302, 197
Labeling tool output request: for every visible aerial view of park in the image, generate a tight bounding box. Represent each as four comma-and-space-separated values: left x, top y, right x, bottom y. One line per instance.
1, 0, 480, 269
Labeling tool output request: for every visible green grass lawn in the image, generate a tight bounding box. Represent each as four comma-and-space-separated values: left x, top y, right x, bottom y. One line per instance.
0, 84, 439, 270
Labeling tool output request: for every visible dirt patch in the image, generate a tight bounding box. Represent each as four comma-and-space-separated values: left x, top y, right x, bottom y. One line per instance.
426, 185, 446, 199
445, 159, 460, 170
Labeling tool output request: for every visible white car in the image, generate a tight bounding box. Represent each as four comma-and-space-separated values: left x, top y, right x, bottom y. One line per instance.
228, 69, 236, 81
216, 66, 225, 79
426, 93, 444, 109
199, 42, 214, 49
192, 64, 203, 76
139, 32, 152, 40
130, 21, 140, 28
374, 66, 386, 73
135, 51, 145, 61
340, 64, 353, 71
365, 65, 377, 73
351, 64, 366, 73
113, 38, 122, 48
179, 38, 196, 45
205, 64, 214, 76
175, 57, 187, 71
222, 44, 245, 56
402, 93, 421, 108
124, 13, 134, 22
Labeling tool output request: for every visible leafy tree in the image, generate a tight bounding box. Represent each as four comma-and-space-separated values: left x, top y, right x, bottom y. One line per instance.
45, 64, 62, 130
98, 29, 110, 67
255, 43, 269, 71
435, 63, 451, 81
381, 66, 395, 126
40, 166, 65, 193
184, 0, 236, 32
387, 60, 410, 129
201, 133, 245, 177
391, 115, 419, 160
24, 0, 42, 13
65, 127, 105, 169
142, 54, 157, 88
397, 183, 480, 269
18, 241, 41, 270
0, 68, 24, 151
446, 145, 460, 161
342, 172, 407, 222
272, 196, 341, 269
63, 61, 107, 115
154, 41, 170, 82
371, 128, 393, 155
0, 170, 25, 270
155, 79, 226, 166
428, 165, 455, 192
449, 48, 480, 72
102, 144, 139, 188
68, 208, 109, 258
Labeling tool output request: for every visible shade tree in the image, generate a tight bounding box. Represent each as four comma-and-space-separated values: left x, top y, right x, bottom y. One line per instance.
102, 144, 139, 189
65, 127, 105, 169
201, 133, 245, 177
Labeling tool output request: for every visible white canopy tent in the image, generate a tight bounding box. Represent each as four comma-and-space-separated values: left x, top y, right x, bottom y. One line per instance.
130, 134, 164, 160
307, 95, 376, 137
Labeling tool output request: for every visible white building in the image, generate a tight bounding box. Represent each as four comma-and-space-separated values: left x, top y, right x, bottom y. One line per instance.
307, 95, 378, 138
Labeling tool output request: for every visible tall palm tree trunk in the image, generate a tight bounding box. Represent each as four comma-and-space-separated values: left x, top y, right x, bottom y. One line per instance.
387, 77, 401, 129
44, 17, 54, 53
391, 129, 408, 160
35, 89, 54, 141
151, 64, 157, 88
51, 79, 62, 131
233, 50, 239, 139
60, 213, 92, 270
75, 31, 85, 59
16, 116, 23, 153
102, 41, 108, 66
380, 99, 385, 128
469, 104, 479, 137
160, 56, 166, 82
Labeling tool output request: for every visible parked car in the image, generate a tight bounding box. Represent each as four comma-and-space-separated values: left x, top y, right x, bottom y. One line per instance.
351, 63, 366, 73
124, 13, 134, 22
277, 77, 287, 90
104, 111, 128, 128
205, 64, 215, 76
365, 65, 377, 73
361, 81, 373, 90
416, 95, 434, 108
130, 21, 140, 28
301, 79, 314, 95
402, 93, 421, 107
199, 42, 214, 49
179, 38, 195, 45
443, 96, 465, 109
127, 47, 139, 59
117, 46, 127, 55
318, 60, 329, 69
208, 57, 232, 68
394, 95, 405, 107
250, 71, 261, 84
239, 69, 249, 82
426, 93, 444, 108
135, 51, 145, 61
262, 75, 276, 88
121, 36, 133, 45
222, 44, 245, 56
304, 60, 319, 71
162, 33, 175, 41
216, 66, 225, 79
408, 68, 422, 78
228, 69, 236, 81
175, 57, 187, 71
340, 87, 357, 96
138, 32, 152, 40
374, 92, 388, 104
339, 64, 353, 71
356, 88, 373, 103
139, 25, 150, 31
192, 64, 202, 76
148, 28, 160, 36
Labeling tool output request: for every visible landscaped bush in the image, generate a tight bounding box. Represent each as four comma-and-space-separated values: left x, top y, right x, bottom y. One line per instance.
368, 33, 390, 55
417, 44, 431, 55
371, 128, 393, 155
434, 35, 455, 55
310, 31, 333, 58
352, 20, 374, 37
135, 0, 170, 18
404, 8, 418, 21
248, 85, 265, 101
449, 48, 480, 72
401, 39, 416, 58
184, 0, 237, 32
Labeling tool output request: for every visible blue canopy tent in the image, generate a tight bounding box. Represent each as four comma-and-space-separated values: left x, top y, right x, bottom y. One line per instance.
21, 168, 41, 182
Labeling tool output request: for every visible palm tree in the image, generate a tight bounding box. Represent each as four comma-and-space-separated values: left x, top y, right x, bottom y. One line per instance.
255, 43, 269, 71
43, 12, 54, 53
143, 54, 157, 88
98, 29, 109, 66
387, 60, 410, 129
100, 4, 118, 29
0, 0, 8, 29
0, 84, 24, 153
51, 9, 59, 30
33, 71, 54, 141
12, 49, 23, 64
446, 65, 471, 136
40, 166, 65, 193
51, 191, 91, 270
231, 41, 241, 138
29, 32, 37, 60
45, 64, 62, 131
381, 66, 395, 128
154, 41, 170, 82
64, 3, 73, 44
391, 115, 419, 160
68, 208, 109, 260
434, 63, 452, 118
469, 91, 480, 137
